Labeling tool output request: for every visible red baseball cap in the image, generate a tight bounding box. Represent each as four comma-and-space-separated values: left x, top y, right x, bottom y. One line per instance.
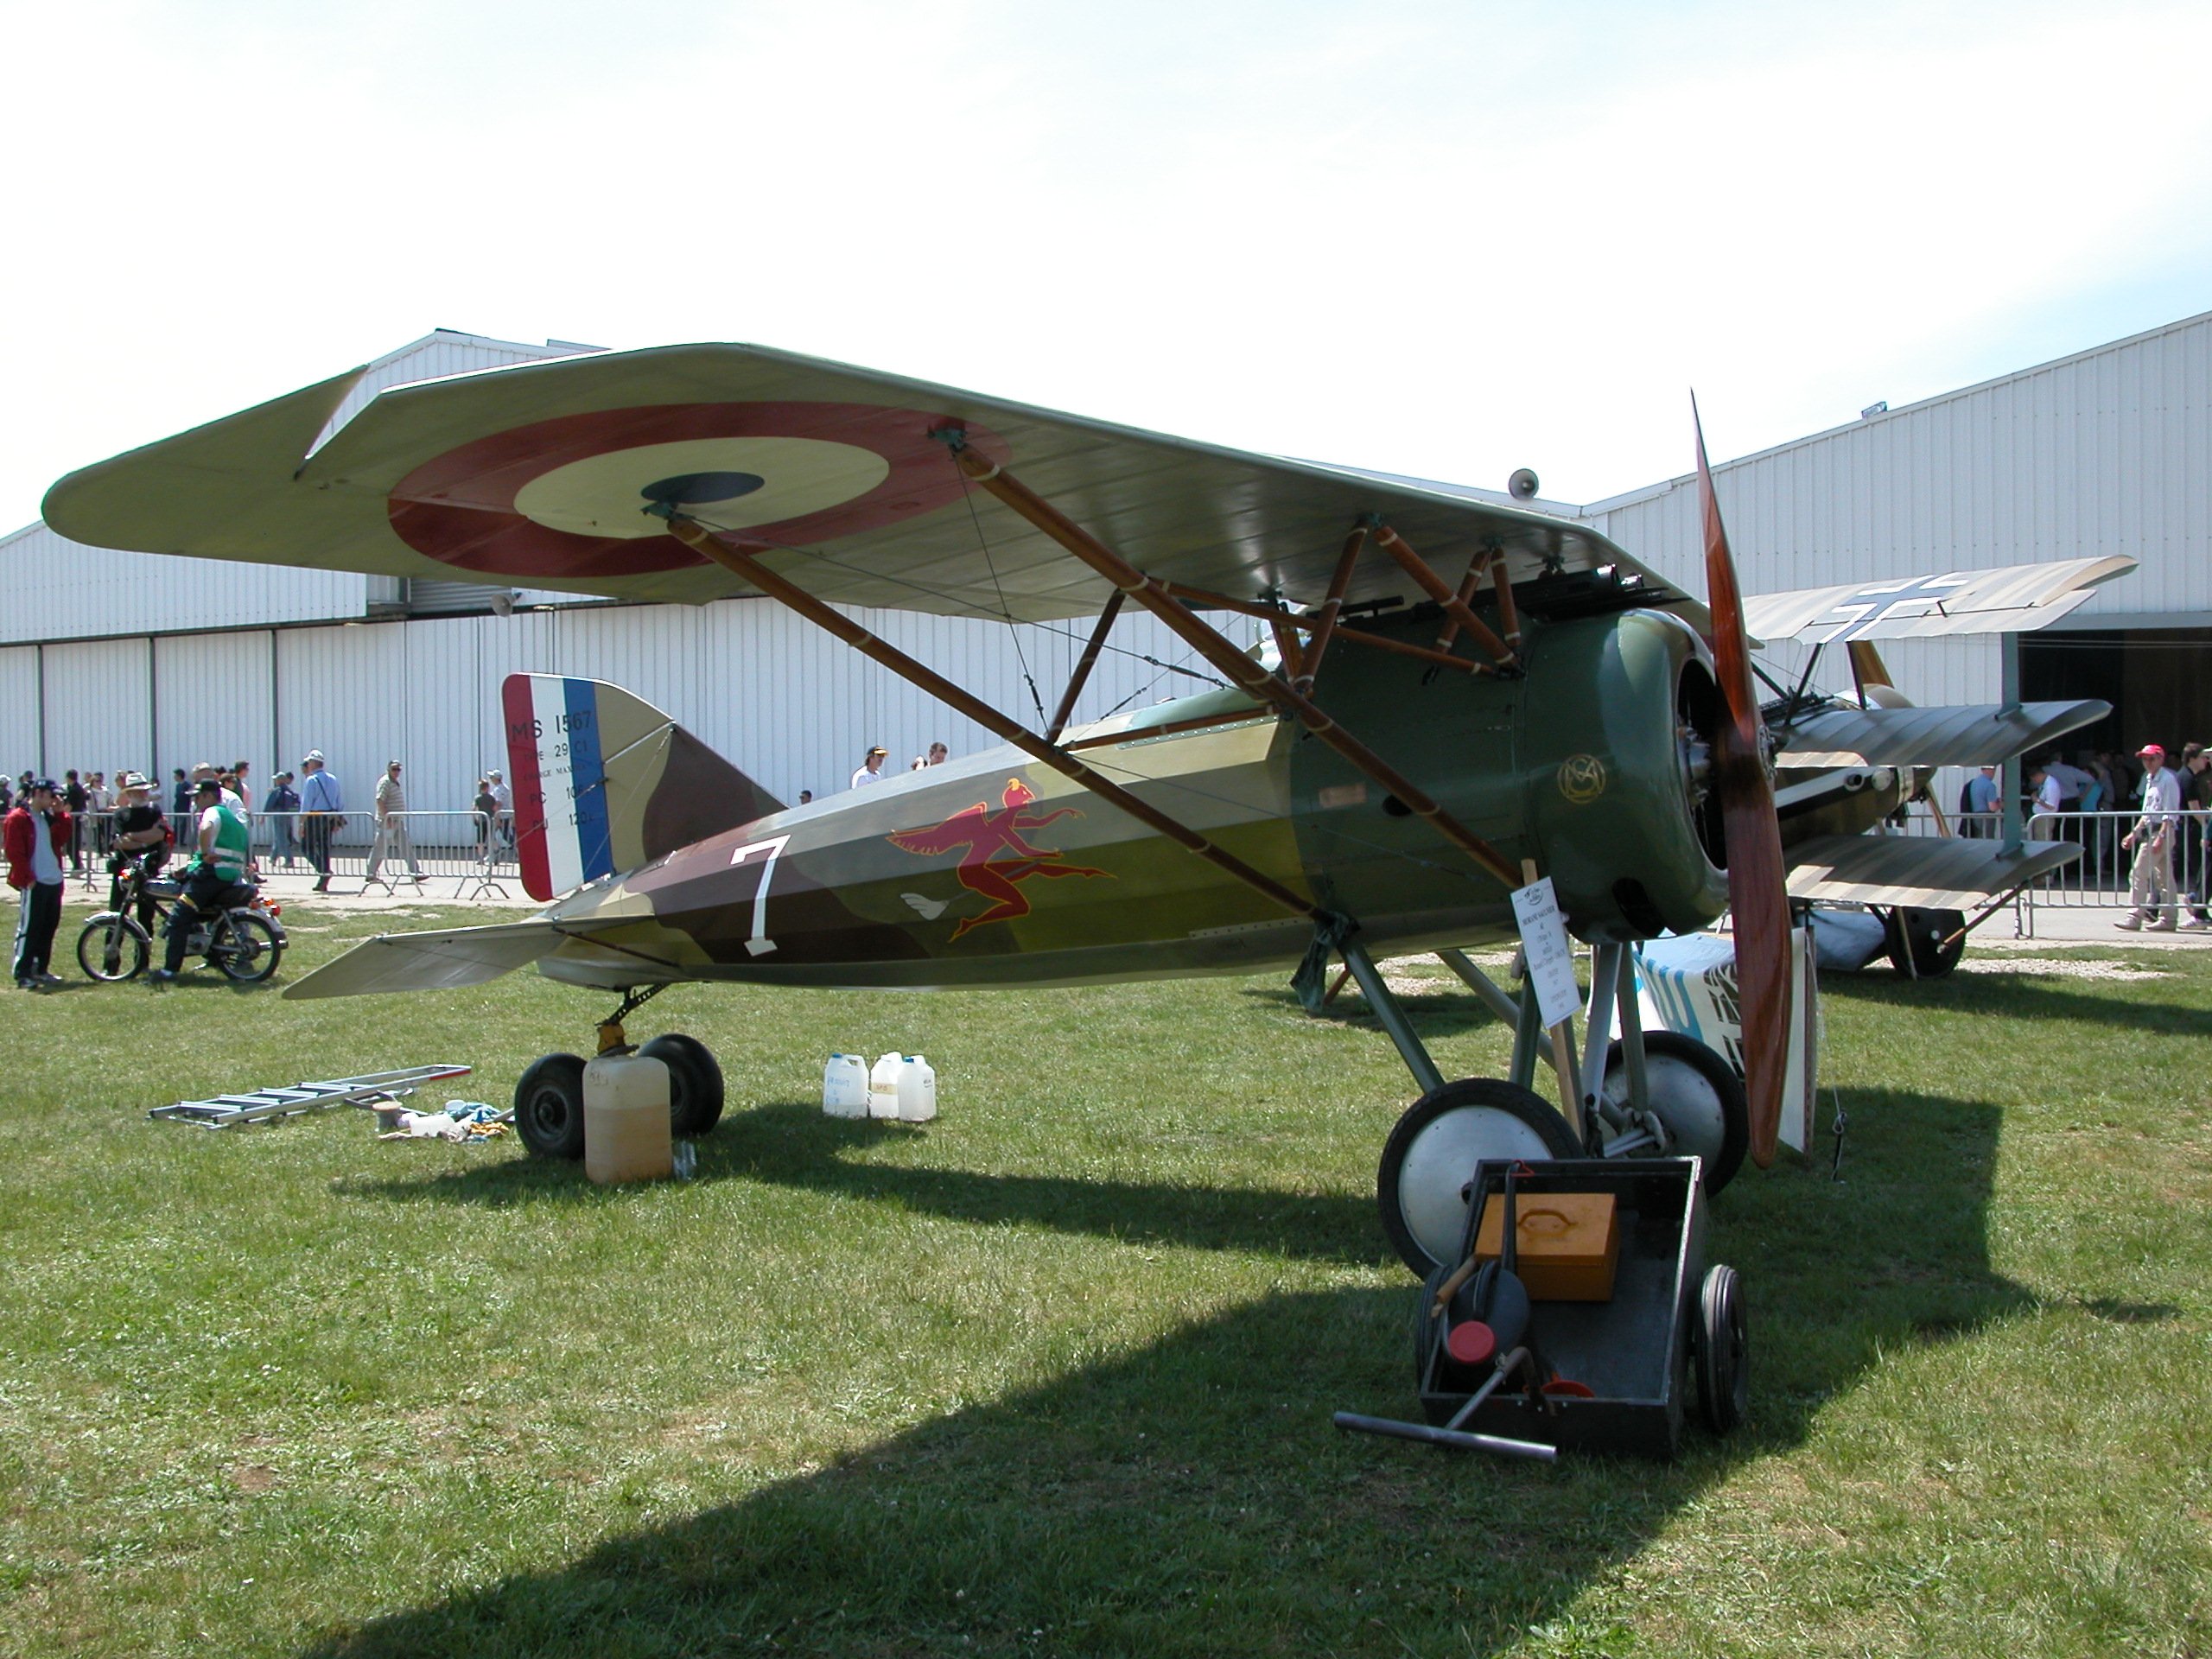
2138, 743, 2164, 760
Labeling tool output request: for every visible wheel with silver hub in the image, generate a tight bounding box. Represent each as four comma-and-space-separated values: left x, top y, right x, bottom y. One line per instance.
1599, 1030, 1748, 1193
1376, 1078, 1582, 1276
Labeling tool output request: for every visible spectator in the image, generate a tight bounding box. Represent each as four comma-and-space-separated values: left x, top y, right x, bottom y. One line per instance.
298, 751, 341, 893
62, 770, 88, 873
87, 772, 111, 857
6, 780, 71, 988
2115, 742, 2182, 931
365, 760, 423, 884
849, 746, 890, 789
1961, 765, 1999, 837
170, 767, 191, 817
106, 772, 168, 934
486, 769, 513, 851
232, 760, 252, 812
264, 770, 301, 868
473, 777, 497, 861
798, 790, 813, 805
2178, 741, 2210, 929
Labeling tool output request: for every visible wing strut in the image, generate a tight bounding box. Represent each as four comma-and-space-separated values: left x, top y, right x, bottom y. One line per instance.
1043, 589, 1125, 744
940, 441, 1526, 893
1293, 523, 1369, 694
655, 512, 1322, 925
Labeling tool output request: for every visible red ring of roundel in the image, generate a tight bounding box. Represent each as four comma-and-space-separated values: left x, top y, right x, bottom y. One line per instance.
386, 401, 1007, 581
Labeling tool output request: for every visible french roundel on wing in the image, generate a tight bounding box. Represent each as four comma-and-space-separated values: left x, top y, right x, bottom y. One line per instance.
385, 402, 1008, 581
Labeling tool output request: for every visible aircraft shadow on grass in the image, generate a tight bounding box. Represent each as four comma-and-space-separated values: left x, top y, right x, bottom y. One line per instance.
312, 1090, 2068, 1657
1821, 968, 2212, 1033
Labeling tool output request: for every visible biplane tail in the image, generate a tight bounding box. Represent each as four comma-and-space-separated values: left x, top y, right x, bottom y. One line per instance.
501, 674, 783, 902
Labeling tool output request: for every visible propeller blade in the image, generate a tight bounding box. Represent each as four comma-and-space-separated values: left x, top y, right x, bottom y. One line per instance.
1695, 403, 1791, 1168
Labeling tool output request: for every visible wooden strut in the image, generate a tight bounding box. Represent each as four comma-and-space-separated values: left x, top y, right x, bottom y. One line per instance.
1044, 588, 1124, 744
658, 513, 1322, 924
944, 445, 1526, 892
1160, 580, 1482, 677
1373, 524, 1518, 670
1295, 524, 1369, 695
1433, 554, 1486, 654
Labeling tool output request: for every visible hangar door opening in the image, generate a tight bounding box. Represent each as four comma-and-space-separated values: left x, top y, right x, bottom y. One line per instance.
2019, 626, 2212, 758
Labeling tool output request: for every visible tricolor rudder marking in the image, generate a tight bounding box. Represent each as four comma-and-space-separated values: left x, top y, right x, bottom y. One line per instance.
503, 675, 616, 902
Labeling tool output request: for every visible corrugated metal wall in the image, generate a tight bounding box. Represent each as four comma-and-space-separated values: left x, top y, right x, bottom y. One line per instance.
1, 598, 1215, 810
1582, 310, 2212, 802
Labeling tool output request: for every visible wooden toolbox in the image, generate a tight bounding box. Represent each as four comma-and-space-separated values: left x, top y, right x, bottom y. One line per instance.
1472, 1190, 1620, 1301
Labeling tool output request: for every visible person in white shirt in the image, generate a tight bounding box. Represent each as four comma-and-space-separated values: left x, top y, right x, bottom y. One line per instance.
849, 746, 889, 790
2117, 742, 2182, 931
487, 769, 514, 851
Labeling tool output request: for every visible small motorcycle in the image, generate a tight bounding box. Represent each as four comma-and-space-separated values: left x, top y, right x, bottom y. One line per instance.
77, 856, 288, 984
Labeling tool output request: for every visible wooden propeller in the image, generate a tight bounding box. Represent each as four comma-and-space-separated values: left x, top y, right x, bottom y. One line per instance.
1695, 403, 1791, 1168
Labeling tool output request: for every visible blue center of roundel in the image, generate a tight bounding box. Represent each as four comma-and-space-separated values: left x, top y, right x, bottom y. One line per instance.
639, 472, 767, 508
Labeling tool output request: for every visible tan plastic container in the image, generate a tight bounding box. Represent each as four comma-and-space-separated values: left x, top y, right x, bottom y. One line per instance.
584, 1052, 673, 1185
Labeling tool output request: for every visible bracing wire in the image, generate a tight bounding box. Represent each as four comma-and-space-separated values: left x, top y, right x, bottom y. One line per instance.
951, 460, 1051, 730
684, 511, 1229, 693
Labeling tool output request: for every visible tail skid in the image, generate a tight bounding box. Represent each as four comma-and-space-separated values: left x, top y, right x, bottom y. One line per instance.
502, 675, 782, 902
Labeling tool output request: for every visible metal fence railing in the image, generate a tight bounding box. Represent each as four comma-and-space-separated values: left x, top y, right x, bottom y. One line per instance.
66, 809, 519, 898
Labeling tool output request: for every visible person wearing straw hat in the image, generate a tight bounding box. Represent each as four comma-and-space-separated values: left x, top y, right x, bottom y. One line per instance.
2116, 742, 2182, 931
106, 772, 169, 933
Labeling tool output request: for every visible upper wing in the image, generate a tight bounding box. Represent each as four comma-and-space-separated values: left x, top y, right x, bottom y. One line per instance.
42, 344, 1675, 624
1743, 556, 2135, 645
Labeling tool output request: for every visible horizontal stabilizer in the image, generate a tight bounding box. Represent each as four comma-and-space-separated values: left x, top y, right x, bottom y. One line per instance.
1785, 835, 2078, 910
1776, 699, 2110, 767
1745, 556, 2135, 645
282, 917, 611, 1000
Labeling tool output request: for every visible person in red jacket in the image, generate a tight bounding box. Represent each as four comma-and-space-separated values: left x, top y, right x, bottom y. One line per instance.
6, 779, 73, 989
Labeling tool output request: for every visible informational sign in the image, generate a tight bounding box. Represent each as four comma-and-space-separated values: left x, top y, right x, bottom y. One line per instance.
1510, 876, 1581, 1029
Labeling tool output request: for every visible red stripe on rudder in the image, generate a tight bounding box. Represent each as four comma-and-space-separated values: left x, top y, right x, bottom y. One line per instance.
501, 676, 556, 903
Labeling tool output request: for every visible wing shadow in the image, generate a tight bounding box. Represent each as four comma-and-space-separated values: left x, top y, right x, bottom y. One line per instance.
303, 1090, 2037, 1656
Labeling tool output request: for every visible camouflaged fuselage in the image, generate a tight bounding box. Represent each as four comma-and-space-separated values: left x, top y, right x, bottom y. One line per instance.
527, 606, 1739, 991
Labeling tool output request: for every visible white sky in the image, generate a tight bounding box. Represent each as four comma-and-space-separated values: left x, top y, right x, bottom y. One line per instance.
5, 0, 2210, 531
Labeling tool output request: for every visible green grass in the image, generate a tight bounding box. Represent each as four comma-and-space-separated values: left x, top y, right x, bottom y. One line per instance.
2, 905, 2208, 1657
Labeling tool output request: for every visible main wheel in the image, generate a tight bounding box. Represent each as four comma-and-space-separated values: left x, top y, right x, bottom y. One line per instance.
1885, 906, 1966, 978
76, 914, 149, 982
1377, 1078, 1582, 1276
207, 912, 282, 983
639, 1033, 726, 1137
1599, 1031, 1750, 1193
515, 1053, 588, 1160
1694, 1263, 1749, 1434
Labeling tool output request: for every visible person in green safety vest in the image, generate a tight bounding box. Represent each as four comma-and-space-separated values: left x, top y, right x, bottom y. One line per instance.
148, 777, 255, 985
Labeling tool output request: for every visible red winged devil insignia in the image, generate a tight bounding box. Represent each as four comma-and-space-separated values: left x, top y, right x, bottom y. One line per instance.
888, 777, 1111, 938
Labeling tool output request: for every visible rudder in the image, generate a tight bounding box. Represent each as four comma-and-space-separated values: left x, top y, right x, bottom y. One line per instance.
501, 674, 783, 901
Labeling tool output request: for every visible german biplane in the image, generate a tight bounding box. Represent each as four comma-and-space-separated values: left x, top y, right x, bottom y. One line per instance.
42, 345, 2126, 1273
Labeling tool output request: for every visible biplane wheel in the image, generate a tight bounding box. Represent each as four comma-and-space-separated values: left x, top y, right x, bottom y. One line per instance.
1377, 1078, 1580, 1277
1694, 1263, 1748, 1434
1599, 1032, 1749, 1193
1885, 906, 1967, 978
515, 1052, 588, 1160
639, 1033, 725, 1137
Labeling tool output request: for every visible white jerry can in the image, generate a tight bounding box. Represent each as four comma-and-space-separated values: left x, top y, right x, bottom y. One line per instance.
897, 1055, 937, 1122
823, 1053, 870, 1117
582, 1052, 673, 1185
868, 1052, 905, 1120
